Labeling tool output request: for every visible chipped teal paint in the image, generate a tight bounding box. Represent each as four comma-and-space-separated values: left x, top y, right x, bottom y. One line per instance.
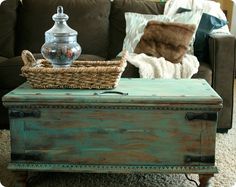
11, 109, 208, 165
3, 78, 222, 185
3, 78, 222, 106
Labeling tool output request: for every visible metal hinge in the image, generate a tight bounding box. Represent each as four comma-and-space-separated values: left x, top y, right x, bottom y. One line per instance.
9, 110, 40, 118
11, 153, 43, 161
185, 112, 217, 121
184, 155, 215, 164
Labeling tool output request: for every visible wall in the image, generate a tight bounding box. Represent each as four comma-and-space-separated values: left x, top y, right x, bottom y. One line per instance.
215, 0, 233, 27
231, 1, 236, 36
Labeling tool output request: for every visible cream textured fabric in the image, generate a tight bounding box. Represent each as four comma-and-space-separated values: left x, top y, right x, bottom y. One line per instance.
126, 52, 199, 79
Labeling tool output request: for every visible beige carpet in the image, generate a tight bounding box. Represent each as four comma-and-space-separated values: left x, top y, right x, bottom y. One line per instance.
1, 86, 236, 187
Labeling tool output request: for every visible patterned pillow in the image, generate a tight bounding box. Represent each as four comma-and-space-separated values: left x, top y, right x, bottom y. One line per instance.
122, 11, 202, 55
194, 13, 227, 62
122, 12, 170, 53
177, 8, 228, 62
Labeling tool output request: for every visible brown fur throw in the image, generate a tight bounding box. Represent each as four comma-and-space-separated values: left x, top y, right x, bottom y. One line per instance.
134, 21, 196, 64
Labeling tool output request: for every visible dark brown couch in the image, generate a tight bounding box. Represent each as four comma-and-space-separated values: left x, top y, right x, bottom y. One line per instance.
0, 0, 235, 132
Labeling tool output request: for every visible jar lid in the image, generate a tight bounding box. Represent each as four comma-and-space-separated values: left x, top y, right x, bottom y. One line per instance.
45, 6, 77, 37
52, 6, 69, 22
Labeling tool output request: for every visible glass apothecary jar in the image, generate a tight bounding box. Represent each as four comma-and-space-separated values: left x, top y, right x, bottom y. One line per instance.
41, 6, 82, 68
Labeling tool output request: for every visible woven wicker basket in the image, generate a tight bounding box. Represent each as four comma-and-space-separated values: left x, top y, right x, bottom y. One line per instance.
21, 50, 127, 89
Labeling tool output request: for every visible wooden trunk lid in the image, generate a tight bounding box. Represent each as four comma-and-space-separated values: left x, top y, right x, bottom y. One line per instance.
3, 79, 222, 109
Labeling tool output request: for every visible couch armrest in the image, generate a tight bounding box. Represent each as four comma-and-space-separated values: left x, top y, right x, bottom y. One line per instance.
209, 34, 236, 131
0, 56, 8, 63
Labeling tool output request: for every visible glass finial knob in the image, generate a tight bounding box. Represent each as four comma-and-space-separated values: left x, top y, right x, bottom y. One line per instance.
57, 6, 63, 14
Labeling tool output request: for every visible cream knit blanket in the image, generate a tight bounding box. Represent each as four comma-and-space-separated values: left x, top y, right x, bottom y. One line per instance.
126, 52, 199, 79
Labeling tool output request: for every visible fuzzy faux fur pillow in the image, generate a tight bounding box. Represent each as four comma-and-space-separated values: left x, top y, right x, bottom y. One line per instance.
134, 21, 196, 64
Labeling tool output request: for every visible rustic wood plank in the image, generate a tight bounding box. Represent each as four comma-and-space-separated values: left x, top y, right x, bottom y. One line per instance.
200, 120, 217, 165
18, 108, 203, 165
2, 79, 222, 106
10, 118, 25, 160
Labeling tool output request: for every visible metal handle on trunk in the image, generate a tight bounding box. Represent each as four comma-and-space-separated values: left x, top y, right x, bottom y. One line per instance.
94, 91, 128, 96
9, 110, 41, 118
185, 112, 217, 121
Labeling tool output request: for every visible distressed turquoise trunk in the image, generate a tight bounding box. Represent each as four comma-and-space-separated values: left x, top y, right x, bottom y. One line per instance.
2, 79, 222, 176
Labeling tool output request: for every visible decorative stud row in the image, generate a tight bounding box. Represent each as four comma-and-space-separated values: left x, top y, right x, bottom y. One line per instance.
9, 162, 217, 174
6, 104, 219, 111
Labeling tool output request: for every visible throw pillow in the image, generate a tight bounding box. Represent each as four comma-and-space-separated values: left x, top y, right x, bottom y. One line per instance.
177, 8, 228, 62
122, 11, 202, 55
172, 10, 202, 54
194, 13, 227, 62
122, 12, 171, 54
134, 20, 196, 64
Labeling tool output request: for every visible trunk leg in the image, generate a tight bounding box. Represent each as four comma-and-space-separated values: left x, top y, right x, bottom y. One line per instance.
199, 174, 213, 187
14, 171, 28, 187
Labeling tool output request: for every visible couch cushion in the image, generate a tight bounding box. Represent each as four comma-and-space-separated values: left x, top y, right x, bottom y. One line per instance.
192, 62, 212, 85
15, 0, 111, 58
122, 61, 139, 78
0, 53, 43, 89
0, 0, 19, 58
0, 56, 26, 89
108, 0, 165, 59
77, 54, 105, 61
0, 56, 8, 62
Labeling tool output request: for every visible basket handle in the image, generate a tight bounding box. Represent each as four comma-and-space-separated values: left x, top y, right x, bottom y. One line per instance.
121, 50, 128, 61
94, 91, 128, 96
21, 50, 37, 67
